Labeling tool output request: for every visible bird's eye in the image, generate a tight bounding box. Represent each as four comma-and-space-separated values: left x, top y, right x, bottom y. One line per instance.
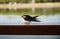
22, 16, 26, 18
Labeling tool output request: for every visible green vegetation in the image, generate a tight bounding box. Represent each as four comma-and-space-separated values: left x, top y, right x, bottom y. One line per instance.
0, 0, 60, 4
0, 9, 32, 15
35, 8, 60, 16
35, 0, 60, 3
0, 0, 31, 4
0, 8, 60, 16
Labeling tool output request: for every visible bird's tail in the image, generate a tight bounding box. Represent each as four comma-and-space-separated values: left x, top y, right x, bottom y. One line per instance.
34, 16, 38, 17
35, 16, 41, 22
35, 20, 41, 22
33, 16, 38, 18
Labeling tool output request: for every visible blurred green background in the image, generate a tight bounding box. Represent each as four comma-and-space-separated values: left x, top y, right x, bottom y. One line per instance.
0, 0, 60, 4
0, 0, 60, 16
0, 8, 60, 16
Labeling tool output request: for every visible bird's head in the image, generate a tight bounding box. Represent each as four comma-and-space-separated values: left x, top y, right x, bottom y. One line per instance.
22, 15, 26, 19
22, 15, 31, 18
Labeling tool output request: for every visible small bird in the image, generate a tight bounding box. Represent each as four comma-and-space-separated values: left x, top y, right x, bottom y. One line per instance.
22, 15, 40, 24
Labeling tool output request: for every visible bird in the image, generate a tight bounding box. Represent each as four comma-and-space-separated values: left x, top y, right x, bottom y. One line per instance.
22, 15, 40, 24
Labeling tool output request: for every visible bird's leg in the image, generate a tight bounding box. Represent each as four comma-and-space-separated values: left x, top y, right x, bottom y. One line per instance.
24, 21, 30, 25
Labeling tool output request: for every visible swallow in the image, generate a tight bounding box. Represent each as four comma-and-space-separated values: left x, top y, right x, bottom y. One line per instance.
22, 15, 40, 23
